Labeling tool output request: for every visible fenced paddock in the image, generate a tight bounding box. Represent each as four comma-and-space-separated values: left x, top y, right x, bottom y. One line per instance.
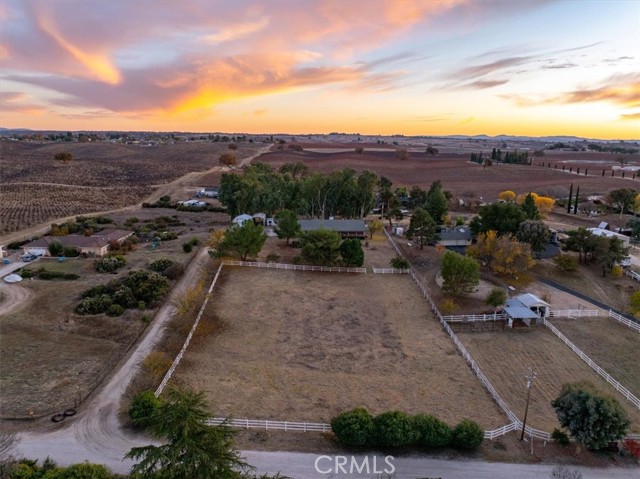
548, 315, 640, 400
166, 266, 507, 428
222, 260, 367, 274
543, 319, 640, 409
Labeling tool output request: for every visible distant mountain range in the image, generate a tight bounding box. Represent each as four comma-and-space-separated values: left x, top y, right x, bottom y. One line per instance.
0, 127, 636, 143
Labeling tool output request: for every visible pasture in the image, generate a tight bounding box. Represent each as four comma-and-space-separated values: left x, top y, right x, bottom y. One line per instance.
170, 268, 507, 428
457, 328, 640, 433
549, 317, 640, 398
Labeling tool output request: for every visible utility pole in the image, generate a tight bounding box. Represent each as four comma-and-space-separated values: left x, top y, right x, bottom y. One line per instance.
520, 368, 538, 441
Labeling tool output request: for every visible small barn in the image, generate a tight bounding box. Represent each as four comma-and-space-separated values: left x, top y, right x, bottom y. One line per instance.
298, 219, 367, 239
503, 293, 550, 327
232, 214, 254, 226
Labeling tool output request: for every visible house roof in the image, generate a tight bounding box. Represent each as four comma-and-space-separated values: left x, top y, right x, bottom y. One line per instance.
514, 293, 550, 308
439, 227, 472, 241
233, 214, 253, 223
298, 219, 367, 233
504, 299, 539, 319
24, 230, 132, 250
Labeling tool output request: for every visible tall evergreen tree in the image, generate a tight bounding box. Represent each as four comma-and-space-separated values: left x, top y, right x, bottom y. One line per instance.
574, 185, 580, 214
521, 193, 540, 220
567, 183, 573, 213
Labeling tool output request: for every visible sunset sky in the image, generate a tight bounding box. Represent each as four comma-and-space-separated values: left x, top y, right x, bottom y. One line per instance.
1, 0, 638, 139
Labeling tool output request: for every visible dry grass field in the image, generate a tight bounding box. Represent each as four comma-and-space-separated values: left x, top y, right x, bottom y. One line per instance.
457, 328, 640, 433
549, 317, 640, 398
0, 212, 209, 418
170, 268, 507, 428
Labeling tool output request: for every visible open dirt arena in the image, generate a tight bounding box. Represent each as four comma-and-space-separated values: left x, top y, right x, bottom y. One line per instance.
549, 317, 640, 398
171, 267, 507, 428
457, 328, 640, 433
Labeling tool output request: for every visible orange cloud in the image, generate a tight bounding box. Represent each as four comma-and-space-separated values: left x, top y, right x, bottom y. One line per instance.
621, 112, 640, 121
550, 75, 640, 108
36, 13, 121, 84
204, 17, 270, 44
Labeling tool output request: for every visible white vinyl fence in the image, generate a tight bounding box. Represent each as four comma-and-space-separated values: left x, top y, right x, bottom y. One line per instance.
372, 267, 409, 274
205, 417, 331, 433
222, 260, 366, 274
544, 319, 640, 409
625, 268, 640, 282
155, 263, 224, 396
608, 310, 640, 333
548, 309, 599, 318
441, 313, 508, 322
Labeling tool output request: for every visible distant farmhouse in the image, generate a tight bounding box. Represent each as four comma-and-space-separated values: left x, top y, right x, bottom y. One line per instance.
298, 219, 367, 239
22, 230, 133, 257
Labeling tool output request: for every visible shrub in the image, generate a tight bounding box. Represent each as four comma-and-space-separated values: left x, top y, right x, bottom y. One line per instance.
36, 270, 78, 280
390, 256, 409, 269
340, 238, 364, 267
155, 231, 178, 241
266, 253, 280, 263
331, 408, 374, 447
62, 246, 80, 257
413, 414, 452, 447
451, 419, 484, 450
106, 304, 125, 317
292, 256, 302, 265
163, 262, 184, 280
372, 411, 418, 447
611, 264, 623, 277
76, 294, 113, 315
182, 242, 193, 253
19, 268, 34, 279
48, 240, 64, 256
551, 428, 570, 445
129, 391, 162, 430
138, 301, 146, 310
143, 351, 173, 381
439, 298, 457, 315
622, 438, 640, 459
554, 254, 578, 272
149, 258, 174, 272
189, 237, 199, 246
95, 255, 126, 273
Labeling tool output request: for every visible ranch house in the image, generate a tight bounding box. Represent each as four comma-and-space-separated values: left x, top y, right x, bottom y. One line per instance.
298, 219, 367, 239
437, 226, 473, 248
22, 229, 133, 257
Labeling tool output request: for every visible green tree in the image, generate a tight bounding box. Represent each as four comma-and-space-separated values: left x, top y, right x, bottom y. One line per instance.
554, 254, 579, 272
413, 414, 452, 447
300, 228, 341, 266
521, 192, 540, 220
372, 411, 418, 447
564, 228, 596, 263
517, 220, 550, 254
425, 182, 448, 224
629, 290, 640, 317
485, 288, 507, 310
274, 210, 300, 245
48, 240, 64, 256
54, 152, 73, 162
331, 408, 374, 447
441, 251, 480, 296
339, 238, 364, 267
608, 188, 637, 219
451, 419, 484, 450
591, 236, 628, 276
129, 391, 163, 430
384, 206, 403, 229
125, 387, 252, 479
220, 222, 267, 261
367, 219, 383, 239
406, 207, 438, 249
551, 382, 630, 450
470, 202, 527, 236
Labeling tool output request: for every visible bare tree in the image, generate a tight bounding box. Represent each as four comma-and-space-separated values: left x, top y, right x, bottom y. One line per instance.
0, 431, 19, 466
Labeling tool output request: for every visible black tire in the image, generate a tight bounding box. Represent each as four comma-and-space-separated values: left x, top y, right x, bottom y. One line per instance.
51, 414, 65, 423
63, 408, 77, 417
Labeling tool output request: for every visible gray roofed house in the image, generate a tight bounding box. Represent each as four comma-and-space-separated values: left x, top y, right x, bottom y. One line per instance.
298, 219, 367, 238
22, 229, 133, 257
438, 226, 473, 247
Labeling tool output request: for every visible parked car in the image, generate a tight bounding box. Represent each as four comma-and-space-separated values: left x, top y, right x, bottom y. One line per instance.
22, 254, 36, 262
619, 256, 632, 268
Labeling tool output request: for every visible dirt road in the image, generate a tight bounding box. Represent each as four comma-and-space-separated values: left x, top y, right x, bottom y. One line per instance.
0, 282, 33, 316
0, 145, 270, 246
16, 246, 212, 462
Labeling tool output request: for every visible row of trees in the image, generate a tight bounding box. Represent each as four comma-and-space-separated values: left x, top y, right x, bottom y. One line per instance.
331, 408, 484, 450
564, 228, 628, 276
470, 150, 529, 165
220, 163, 378, 219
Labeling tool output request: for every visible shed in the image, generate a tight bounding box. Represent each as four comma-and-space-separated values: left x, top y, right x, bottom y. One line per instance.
503, 293, 550, 327
298, 219, 367, 238
587, 227, 630, 247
